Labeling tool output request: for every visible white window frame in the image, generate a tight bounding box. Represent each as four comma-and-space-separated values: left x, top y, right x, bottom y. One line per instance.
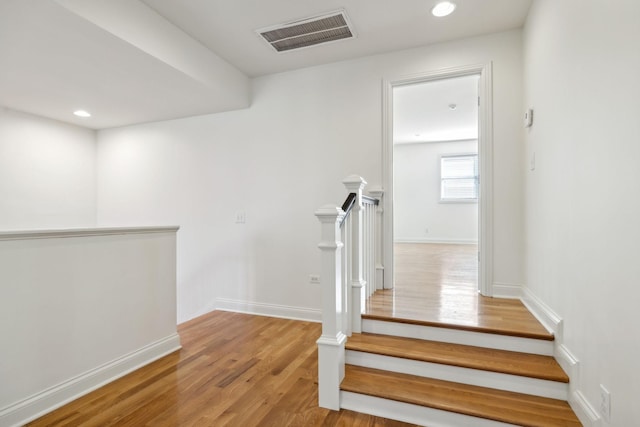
439, 153, 478, 203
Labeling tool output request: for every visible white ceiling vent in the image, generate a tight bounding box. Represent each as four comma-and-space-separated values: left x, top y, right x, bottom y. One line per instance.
257, 10, 355, 53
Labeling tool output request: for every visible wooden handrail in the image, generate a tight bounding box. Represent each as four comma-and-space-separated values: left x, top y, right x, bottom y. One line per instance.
340, 193, 357, 226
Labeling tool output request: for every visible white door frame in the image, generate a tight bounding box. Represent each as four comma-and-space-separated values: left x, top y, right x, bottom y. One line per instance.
382, 62, 494, 296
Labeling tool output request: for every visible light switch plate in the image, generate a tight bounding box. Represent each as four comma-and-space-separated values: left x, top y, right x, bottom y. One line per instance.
524, 108, 534, 128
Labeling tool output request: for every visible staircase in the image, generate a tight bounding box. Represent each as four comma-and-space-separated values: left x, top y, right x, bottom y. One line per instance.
314, 175, 582, 426
340, 315, 581, 426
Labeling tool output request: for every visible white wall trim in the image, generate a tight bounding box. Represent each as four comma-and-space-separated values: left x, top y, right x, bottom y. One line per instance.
492, 282, 523, 299
519, 286, 601, 427
0, 333, 181, 427
521, 287, 563, 337
382, 63, 494, 296
0, 226, 180, 241
394, 238, 478, 245
570, 390, 602, 427
215, 298, 321, 323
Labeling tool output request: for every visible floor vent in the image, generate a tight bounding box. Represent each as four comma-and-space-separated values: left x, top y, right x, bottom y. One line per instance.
257, 10, 355, 52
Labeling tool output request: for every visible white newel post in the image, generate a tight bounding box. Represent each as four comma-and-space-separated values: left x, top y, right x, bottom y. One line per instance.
315, 205, 347, 410
369, 187, 385, 290
342, 175, 367, 334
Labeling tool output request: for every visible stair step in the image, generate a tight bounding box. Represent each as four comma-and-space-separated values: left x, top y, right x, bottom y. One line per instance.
362, 317, 555, 355
362, 313, 555, 341
346, 333, 568, 383
341, 365, 582, 427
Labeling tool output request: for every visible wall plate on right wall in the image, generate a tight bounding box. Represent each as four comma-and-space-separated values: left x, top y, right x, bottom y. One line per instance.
524, 108, 534, 128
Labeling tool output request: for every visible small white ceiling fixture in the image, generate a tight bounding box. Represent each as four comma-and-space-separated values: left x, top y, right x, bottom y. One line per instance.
432, 2, 457, 17
256, 10, 355, 53
73, 110, 91, 118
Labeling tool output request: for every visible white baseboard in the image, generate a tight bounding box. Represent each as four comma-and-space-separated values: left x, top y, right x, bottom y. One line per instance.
570, 390, 602, 427
215, 298, 321, 323
519, 286, 602, 427
492, 282, 522, 299
394, 238, 478, 245
521, 287, 563, 337
0, 333, 181, 427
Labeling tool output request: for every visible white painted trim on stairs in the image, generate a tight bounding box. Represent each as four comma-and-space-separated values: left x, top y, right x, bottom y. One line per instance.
215, 298, 321, 322
554, 343, 578, 391
0, 333, 181, 427
362, 318, 554, 356
346, 351, 568, 400
521, 287, 563, 338
492, 282, 523, 299
341, 391, 516, 427
570, 390, 602, 427
518, 287, 601, 427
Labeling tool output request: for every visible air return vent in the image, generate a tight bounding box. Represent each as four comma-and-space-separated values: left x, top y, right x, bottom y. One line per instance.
257, 10, 355, 52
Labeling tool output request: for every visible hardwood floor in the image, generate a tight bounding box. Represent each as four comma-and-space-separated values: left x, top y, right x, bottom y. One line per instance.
365, 243, 552, 339
28, 311, 416, 427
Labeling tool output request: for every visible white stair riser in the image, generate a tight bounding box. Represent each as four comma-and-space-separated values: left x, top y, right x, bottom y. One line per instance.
341, 391, 517, 427
346, 351, 568, 400
362, 319, 554, 356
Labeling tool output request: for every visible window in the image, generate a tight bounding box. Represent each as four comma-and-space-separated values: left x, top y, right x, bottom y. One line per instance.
440, 154, 478, 202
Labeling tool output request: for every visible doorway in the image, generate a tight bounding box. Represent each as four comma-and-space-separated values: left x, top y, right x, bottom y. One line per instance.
382, 64, 493, 296
393, 75, 479, 300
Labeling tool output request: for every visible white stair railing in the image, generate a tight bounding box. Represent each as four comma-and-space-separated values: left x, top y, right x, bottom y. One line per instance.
315, 175, 381, 410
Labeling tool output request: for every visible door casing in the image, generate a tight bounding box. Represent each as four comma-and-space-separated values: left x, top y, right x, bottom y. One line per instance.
381, 62, 494, 296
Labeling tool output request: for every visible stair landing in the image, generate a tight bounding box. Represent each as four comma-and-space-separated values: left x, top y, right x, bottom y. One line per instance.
368, 243, 552, 340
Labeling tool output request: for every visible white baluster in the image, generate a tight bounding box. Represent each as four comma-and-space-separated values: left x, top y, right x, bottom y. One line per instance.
369, 188, 385, 290
315, 205, 346, 410
342, 175, 366, 334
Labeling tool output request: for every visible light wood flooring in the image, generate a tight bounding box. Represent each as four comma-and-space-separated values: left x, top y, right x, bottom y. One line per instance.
365, 243, 552, 339
29, 311, 415, 427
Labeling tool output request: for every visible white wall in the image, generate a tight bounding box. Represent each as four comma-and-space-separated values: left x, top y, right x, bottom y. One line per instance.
394, 140, 478, 243
0, 107, 96, 230
0, 227, 180, 427
97, 29, 524, 323
524, 0, 640, 424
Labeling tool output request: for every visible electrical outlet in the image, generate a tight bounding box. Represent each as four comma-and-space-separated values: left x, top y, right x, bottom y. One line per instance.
600, 384, 611, 424
309, 274, 320, 284
235, 211, 246, 224
425, 228, 429, 234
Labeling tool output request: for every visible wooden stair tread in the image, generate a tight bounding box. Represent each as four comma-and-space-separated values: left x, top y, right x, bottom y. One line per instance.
341, 365, 581, 427
346, 333, 569, 383
362, 313, 555, 341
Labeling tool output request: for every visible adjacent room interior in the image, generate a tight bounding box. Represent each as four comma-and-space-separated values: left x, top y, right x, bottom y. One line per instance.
390, 75, 480, 326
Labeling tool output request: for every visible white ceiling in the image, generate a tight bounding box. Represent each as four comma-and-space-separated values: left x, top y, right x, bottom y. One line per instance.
142, 0, 532, 77
0, 0, 532, 129
393, 75, 479, 144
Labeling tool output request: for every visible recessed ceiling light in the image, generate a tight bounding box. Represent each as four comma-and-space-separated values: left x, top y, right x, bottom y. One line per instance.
73, 110, 91, 118
432, 1, 456, 17
449, 103, 457, 110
